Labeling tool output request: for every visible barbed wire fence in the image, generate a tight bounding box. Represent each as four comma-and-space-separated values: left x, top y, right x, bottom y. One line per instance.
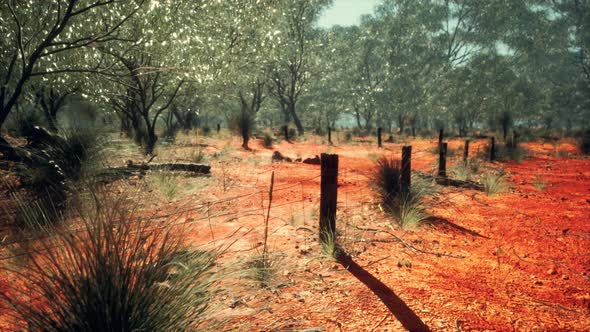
0, 134, 501, 263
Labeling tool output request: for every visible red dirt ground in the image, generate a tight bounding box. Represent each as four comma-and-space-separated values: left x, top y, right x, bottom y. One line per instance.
1, 134, 589, 331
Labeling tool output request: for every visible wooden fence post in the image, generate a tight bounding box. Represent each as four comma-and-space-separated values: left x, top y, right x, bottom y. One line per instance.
328, 126, 332, 145
216, 123, 220, 133
438, 129, 444, 147
377, 127, 382, 148
463, 140, 470, 164
438, 142, 448, 177
490, 136, 496, 161
401, 145, 412, 195
320, 153, 338, 244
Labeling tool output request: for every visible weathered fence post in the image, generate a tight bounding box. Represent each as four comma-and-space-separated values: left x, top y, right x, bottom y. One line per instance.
463, 140, 470, 164
401, 145, 412, 195
377, 127, 383, 148
320, 153, 338, 244
490, 136, 496, 161
438, 142, 448, 178
328, 126, 332, 145
216, 123, 221, 134
283, 125, 289, 142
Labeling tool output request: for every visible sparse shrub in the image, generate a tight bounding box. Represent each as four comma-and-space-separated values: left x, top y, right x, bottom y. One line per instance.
245, 253, 281, 288
532, 175, 546, 191
288, 127, 297, 141
4, 106, 45, 138
373, 157, 402, 207
352, 127, 369, 137
499, 144, 528, 163
554, 149, 570, 158
1, 193, 218, 331
344, 131, 353, 142
479, 142, 528, 163
367, 153, 379, 162
162, 123, 180, 143
320, 229, 340, 259
467, 158, 481, 175
373, 157, 435, 229
393, 176, 434, 229
191, 147, 206, 163
450, 163, 472, 181
148, 171, 179, 201
481, 170, 507, 196
13, 127, 102, 225
262, 133, 274, 148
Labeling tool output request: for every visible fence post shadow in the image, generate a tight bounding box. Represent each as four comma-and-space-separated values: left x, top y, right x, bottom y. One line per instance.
338, 254, 431, 332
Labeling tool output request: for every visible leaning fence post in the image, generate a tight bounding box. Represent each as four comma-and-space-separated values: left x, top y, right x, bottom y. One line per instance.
377, 127, 382, 148
328, 126, 332, 145
401, 145, 412, 195
463, 140, 470, 164
320, 153, 338, 245
438, 142, 448, 178
490, 136, 496, 161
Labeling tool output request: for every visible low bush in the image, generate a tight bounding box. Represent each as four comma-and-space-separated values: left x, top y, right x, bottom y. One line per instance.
373, 156, 435, 229
245, 252, 281, 288
1, 193, 218, 331
262, 133, 274, 148
481, 170, 507, 196
13, 127, 103, 224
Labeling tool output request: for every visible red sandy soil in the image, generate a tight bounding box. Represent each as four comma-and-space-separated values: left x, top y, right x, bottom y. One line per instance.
1, 133, 589, 331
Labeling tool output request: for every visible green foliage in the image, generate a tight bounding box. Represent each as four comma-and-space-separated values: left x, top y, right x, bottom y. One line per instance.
373, 157, 435, 229
320, 229, 340, 259
4, 107, 45, 137
148, 171, 179, 202
373, 156, 402, 207
498, 144, 528, 163
344, 131, 353, 142
245, 253, 281, 289
450, 163, 472, 181
191, 147, 206, 163
1, 194, 218, 331
262, 133, 274, 148
11, 127, 103, 225
393, 176, 435, 230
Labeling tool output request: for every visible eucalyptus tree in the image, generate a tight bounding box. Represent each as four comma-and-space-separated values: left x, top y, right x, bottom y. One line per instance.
0, 0, 144, 137
98, 0, 277, 153
268, 0, 332, 135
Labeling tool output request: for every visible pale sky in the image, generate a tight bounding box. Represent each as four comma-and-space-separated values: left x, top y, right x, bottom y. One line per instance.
316, 0, 382, 28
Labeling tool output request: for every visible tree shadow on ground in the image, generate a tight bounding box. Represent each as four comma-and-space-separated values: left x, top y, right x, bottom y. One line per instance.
425, 216, 489, 239
338, 254, 431, 332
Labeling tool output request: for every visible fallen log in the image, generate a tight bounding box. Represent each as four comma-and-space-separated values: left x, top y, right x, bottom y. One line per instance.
98, 162, 211, 182
418, 173, 484, 191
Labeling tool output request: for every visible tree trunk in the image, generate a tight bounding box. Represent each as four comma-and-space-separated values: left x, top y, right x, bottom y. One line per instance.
290, 104, 304, 135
